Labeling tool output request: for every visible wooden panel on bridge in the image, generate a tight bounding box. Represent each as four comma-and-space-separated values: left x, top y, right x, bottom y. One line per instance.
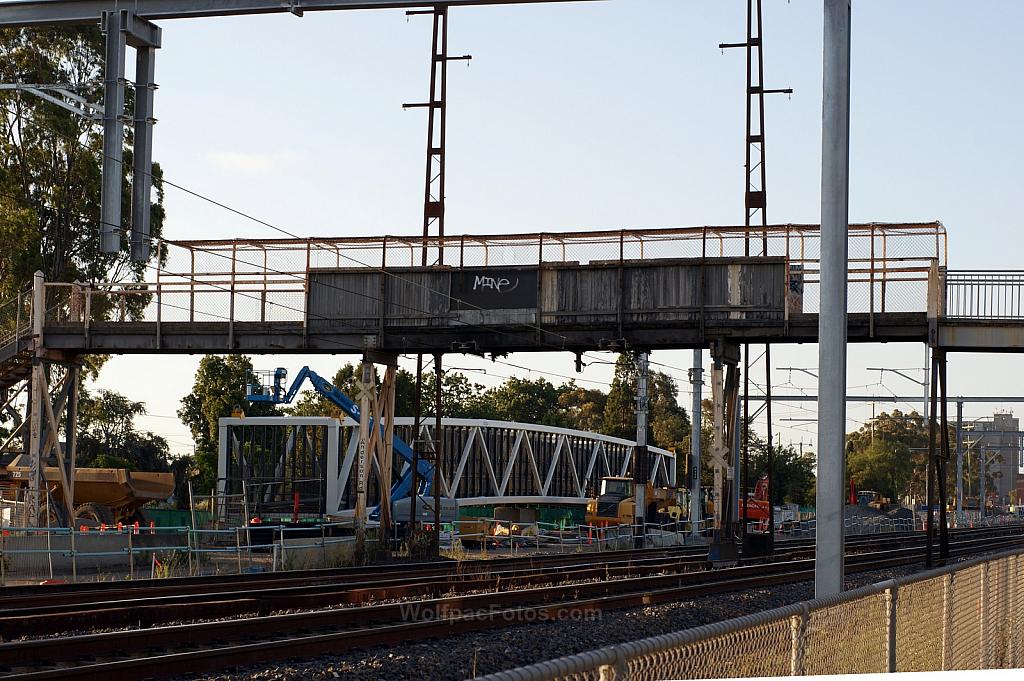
305, 258, 789, 337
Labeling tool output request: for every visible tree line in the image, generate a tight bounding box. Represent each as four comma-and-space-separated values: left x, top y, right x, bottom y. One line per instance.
173, 354, 693, 497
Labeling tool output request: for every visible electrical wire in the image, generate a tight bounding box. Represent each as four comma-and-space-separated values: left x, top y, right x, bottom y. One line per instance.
2, 100, 705, 383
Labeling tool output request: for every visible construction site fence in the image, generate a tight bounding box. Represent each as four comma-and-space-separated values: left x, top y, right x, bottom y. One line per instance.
0, 522, 375, 584
477, 548, 1024, 680
0, 519, 684, 584
446, 519, 711, 556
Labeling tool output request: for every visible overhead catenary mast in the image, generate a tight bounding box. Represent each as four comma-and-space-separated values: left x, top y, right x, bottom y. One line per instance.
403, 7, 471, 553
719, 0, 791, 554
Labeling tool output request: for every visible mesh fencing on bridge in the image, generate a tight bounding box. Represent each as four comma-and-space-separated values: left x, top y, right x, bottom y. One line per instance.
474, 549, 1023, 680
36, 223, 948, 329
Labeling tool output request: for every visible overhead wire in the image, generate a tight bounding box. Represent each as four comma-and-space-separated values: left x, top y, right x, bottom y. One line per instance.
2, 100, 711, 387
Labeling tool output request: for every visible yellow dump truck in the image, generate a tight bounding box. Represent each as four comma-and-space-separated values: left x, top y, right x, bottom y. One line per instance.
585, 476, 683, 526
0, 453, 174, 525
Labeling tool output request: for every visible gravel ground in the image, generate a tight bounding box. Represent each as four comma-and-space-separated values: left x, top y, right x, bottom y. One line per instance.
173, 560, 948, 681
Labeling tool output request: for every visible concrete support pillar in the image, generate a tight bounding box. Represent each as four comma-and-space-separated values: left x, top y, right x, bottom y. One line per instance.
815, 0, 851, 597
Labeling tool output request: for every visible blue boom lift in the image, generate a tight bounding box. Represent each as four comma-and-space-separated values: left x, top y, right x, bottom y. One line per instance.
245, 366, 434, 506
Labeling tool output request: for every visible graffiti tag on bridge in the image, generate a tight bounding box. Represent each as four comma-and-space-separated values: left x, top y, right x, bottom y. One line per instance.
472, 275, 520, 294
451, 268, 538, 310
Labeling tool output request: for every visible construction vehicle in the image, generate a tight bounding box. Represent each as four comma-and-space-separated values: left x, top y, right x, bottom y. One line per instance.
246, 366, 434, 511
585, 476, 684, 526
855, 489, 892, 512
741, 474, 772, 529
0, 452, 174, 525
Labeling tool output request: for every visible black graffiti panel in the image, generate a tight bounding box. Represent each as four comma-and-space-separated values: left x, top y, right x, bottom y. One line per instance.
451, 268, 538, 310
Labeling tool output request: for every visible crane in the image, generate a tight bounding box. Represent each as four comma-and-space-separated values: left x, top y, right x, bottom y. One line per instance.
245, 366, 434, 505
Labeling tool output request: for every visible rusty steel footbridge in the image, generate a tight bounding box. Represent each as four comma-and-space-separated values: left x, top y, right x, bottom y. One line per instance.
3, 221, 1022, 371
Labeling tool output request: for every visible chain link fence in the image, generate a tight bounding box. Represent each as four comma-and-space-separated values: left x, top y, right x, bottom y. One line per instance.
475, 549, 1024, 680
39, 223, 947, 330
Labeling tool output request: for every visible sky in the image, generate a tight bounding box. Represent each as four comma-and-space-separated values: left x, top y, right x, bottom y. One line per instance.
56, 0, 1024, 459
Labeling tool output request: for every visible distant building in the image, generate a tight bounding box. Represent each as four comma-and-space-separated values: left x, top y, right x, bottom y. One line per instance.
964, 411, 1022, 506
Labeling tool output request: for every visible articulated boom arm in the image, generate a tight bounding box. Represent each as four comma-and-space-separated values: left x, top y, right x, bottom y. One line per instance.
247, 366, 433, 502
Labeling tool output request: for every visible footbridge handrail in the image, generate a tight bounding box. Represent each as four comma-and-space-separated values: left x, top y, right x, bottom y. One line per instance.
944, 269, 1024, 320
38, 222, 946, 334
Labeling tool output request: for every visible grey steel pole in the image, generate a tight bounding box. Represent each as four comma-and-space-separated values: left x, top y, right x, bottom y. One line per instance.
27, 271, 45, 525
634, 352, 649, 548
956, 400, 963, 515
433, 353, 443, 557
980, 446, 986, 518
690, 350, 703, 539
922, 345, 930, 423
130, 44, 156, 262
732, 380, 741, 525
100, 10, 126, 254
815, 0, 851, 598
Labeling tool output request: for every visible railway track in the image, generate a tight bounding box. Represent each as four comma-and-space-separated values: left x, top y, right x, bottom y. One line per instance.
0, 529, 949, 635
0, 526, 1021, 679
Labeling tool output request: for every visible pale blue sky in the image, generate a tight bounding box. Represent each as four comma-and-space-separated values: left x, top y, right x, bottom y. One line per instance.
76, 0, 1024, 456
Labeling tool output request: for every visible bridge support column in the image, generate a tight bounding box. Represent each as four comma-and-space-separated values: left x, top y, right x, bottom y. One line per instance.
708, 341, 740, 564
354, 353, 399, 564
689, 350, 703, 539
925, 349, 951, 566
633, 351, 649, 548
24, 273, 81, 527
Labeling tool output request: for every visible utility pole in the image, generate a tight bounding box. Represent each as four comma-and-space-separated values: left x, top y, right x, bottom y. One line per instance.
956, 400, 963, 515
980, 445, 987, 518
719, 0, 790, 555
433, 353, 443, 557
689, 350, 703, 539
403, 8, 468, 550
815, 0, 851, 598
634, 352, 650, 548
404, 11, 470, 551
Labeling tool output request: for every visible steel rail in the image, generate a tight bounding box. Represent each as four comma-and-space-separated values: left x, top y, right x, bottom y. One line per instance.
0, 540, 713, 602
0, 529, 933, 611
0, 529, 1020, 678
0, 533, 873, 633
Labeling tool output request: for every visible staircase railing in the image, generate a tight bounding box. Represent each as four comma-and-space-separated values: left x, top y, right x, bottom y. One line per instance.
0, 288, 32, 360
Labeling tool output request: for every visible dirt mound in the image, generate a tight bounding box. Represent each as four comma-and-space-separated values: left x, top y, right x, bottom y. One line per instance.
887, 506, 915, 520
844, 504, 883, 519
